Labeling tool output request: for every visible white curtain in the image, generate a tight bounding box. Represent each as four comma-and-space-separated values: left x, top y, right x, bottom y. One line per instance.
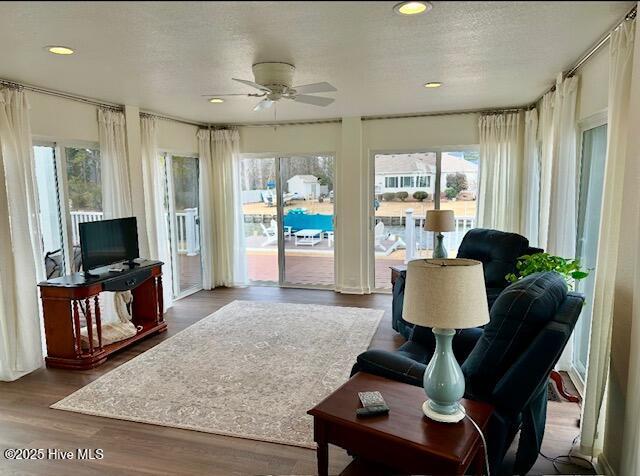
0, 88, 45, 381
140, 116, 173, 310
521, 108, 540, 245
198, 128, 247, 288
477, 112, 523, 232
98, 108, 132, 219
547, 74, 579, 258
537, 90, 555, 249
580, 18, 636, 458
198, 129, 215, 288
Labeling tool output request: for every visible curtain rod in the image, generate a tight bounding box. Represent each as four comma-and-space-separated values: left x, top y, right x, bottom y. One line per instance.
531, 4, 637, 106
0, 77, 207, 127
1, 78, 124, 110
217, 118, 343, 128
361, 106, 525, 121
223, 106, 527, 127
139, 110, 206, 127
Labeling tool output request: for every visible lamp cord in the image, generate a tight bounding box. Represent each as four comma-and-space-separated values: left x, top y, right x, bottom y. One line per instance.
459, 404, 491, 476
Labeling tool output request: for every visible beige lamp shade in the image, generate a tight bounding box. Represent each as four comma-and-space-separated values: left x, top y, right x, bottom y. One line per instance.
403, 258, 489, 329
424, 209, 455, 232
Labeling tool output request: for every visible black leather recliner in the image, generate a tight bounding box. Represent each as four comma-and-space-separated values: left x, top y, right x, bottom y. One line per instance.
354, 272, 584, 475
392, 228, 543, 339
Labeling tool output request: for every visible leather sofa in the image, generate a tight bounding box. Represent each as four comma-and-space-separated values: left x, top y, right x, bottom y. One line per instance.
353, 272, 583, 475
392, 228, 543, 339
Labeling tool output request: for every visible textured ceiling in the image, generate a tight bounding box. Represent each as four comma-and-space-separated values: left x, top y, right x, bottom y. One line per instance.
0, 1, 633, 123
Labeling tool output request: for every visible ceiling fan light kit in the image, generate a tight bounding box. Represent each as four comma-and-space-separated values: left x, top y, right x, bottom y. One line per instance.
204, 62, 337, 112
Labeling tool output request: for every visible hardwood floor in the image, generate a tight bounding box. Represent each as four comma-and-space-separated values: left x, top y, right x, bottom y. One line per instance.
0, 287, 593, 475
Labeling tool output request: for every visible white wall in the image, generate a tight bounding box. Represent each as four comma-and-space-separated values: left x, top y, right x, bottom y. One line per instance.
157, 119, 199, 155
28, 90, 201, 155
29, 91, 99, 143
577, 43, 610, 121
363, 114, 480, 151
239, 123, 340, 155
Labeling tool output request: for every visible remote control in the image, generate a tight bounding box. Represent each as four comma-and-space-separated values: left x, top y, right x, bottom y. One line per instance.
358, 391, 386, 408
356, 404, 390, 417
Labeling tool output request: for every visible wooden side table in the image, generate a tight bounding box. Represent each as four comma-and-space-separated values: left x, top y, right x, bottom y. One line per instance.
308, 373, 494, 476
390, 264, 407, 288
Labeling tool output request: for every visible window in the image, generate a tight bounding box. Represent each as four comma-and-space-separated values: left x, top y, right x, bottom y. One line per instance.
385, 176, 398, 188
160, 153, 202, 298
416, 175, 430, 188
401, 176, 415, 188
65, 146, 102, 271
373, 150, 480, 290
572, 122, 607, 386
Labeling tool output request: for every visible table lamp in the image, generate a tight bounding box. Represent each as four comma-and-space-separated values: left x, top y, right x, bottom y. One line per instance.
403, 258, 489, 423
424, 210, 455, 258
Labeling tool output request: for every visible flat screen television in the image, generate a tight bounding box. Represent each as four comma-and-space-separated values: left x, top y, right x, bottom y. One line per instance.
79, 217, 139, 272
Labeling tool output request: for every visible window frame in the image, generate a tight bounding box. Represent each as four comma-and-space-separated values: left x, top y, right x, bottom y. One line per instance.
369, 146, 480, 293
159, 150, 203, 300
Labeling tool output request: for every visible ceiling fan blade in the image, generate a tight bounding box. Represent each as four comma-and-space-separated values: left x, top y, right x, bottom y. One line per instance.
290, 95, 335, 107
292, 82, 337, 94
253, 99, 274, 112
233, 78, 272, 92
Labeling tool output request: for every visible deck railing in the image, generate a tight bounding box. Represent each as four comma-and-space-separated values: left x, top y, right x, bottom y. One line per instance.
405, 210, 476, 261
70, 209, 200, 255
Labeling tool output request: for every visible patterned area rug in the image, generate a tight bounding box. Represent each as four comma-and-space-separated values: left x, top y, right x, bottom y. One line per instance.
52, 300, 383, 448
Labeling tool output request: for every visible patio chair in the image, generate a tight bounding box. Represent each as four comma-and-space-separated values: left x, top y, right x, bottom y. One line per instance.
260, 222, 277, 247
262, 191, 274, 207
270, 219, 292, 240
374, 221, 406, 256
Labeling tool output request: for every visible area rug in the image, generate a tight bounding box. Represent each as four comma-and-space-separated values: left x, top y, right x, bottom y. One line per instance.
51, 300, 383, 448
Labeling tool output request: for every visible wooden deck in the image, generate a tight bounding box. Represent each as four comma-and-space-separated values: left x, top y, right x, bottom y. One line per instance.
180, 249, 405, 290
246, 252, 403, 289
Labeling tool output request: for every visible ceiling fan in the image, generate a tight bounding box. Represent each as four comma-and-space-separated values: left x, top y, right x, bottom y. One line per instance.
203, 62, 337, 112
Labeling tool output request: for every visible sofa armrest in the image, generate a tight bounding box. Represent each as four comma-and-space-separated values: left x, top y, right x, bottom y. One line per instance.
353, 349, 425, 387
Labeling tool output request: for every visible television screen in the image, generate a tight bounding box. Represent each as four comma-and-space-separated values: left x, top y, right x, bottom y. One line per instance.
79, 217, 139, 271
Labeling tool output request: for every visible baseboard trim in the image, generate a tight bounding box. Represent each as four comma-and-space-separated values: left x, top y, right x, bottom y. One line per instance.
597, 452, 616, 476
336, 286, 368, 295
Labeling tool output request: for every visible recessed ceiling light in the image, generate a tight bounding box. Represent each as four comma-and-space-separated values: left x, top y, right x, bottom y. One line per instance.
424, 82, 443, 88
208, 98, 225, 104
46, 46, 75, 55
394, 1, 432, 16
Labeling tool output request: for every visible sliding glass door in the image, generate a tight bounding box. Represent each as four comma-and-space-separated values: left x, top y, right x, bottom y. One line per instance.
373, 149, 480, 291
33, 143, 103, 276
572, 122, 608, 384
161, 153, 202, 297
240, 157, 279, 284
239, 154, 335, 288
280, 155, 335, 287
33, 144, 66, 278
439, 151, 480, 255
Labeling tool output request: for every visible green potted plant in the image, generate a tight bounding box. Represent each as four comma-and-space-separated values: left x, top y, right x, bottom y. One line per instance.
505, 253, 590, 290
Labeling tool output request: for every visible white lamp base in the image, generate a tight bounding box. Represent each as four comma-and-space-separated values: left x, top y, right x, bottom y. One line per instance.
422, 400, 466, 423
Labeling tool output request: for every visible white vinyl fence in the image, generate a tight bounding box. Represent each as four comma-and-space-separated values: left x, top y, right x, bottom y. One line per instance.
70, 209, 200, 255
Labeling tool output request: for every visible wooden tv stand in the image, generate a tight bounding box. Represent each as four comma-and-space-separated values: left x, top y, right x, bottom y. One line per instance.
38, 260, 167, 370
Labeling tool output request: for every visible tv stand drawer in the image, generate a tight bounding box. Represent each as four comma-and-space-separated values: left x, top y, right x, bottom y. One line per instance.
103, 268, 153, 292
